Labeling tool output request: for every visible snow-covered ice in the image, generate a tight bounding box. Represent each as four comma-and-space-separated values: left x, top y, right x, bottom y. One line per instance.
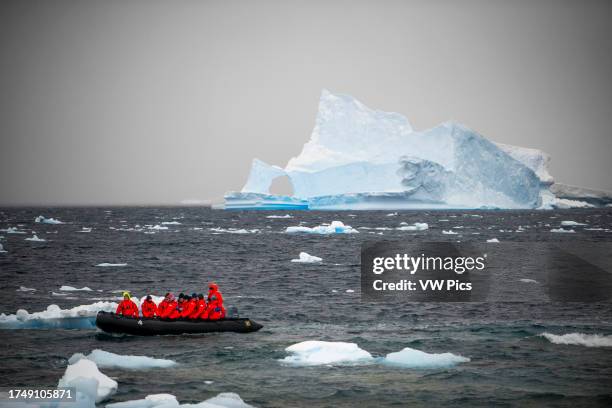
209, 227, 260, 234
16, 286, 36, 292
0, 243, 6, 253
560, 220, 587, 226
519, 278, 538, 283
61, 285, 93, 291
25, 234, 46, 242
285, 221, 358, 234
291, 252, 323, 263
550, 228, 575, 233
69, 350, 177, 369
280, 341, 373, 366
2, 227, 26, 234
58, 358, 117, 403
161, 221, 181, 225
540, 333, 612, 348
442, 230, 458, 235
486, 238, 500, 243
35, 215, 64, 224
396, 222, 428, 231
381, 347, 470, 369
266, 214, 293, 219
0, 301, 116, 329
106, 392, 254, 408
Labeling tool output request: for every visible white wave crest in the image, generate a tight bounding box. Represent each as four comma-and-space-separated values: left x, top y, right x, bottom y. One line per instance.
540, 332, 612, 348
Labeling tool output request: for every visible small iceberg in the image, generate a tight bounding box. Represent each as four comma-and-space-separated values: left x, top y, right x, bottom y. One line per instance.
60, 285, 93, 291
381, 347, 470, 369
35, 215, 64, 224
291, 252, 323, 263
25, 234, 46, 242
78, 227, 92, 233
266, 214, 293, 219
58, 358, 117, 403
0, 243, 6, 253
397, 222, 428, 231
281, 341, 373, 366
442, 230, 458, 235
16, 286, 36, 292
560, 220, 587, 227
161, 221, 181, 225
486, 238, 500, 243
550, 228, 575, 233
3, 227, 26, 234
540, 332, 612, 348
69, 349, 177, 369
96, 263, 128, 267
0, 301, 117, 329
148, 225, 168, 230
285, 221, 358, 234
106, 392, 254, 408
386, 212, 398, 217
519, 278, 538, 283
209, 227, 260, 234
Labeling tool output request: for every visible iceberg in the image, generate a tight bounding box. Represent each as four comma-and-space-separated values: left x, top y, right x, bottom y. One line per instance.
35, 215, 64, 224
106, 392, 254, 408
25, 234, 45, 242
58, 358, 118, 404
285, 221, 358, 234
381, 347, 470, 369
291, 252, 323, 263
0, 301, 116, 329
224, 90, 575, 210
60, 285, 93, 291
280, 341, 373, 366
0, 243, 6, 253
540, 332, 612, 348
396, 222, 428, 231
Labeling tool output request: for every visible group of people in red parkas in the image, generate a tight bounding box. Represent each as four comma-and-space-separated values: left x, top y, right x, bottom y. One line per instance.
115, 283, 226, 321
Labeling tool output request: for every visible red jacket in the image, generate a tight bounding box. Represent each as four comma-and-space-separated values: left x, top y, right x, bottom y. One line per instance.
116, 299, 139, 318
157, 299, 168, 316
205, 291, 225, 320
190, 299, 207, 319
160, 300, 179, 319
181, 299, 196, 318
141, 299, 158, 318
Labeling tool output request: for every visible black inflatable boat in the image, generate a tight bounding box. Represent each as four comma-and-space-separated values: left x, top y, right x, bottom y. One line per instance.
95, 311, 263, 336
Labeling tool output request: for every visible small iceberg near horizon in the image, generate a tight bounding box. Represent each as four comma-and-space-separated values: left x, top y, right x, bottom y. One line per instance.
291, 252, 323, 263
285, 221, 358, 234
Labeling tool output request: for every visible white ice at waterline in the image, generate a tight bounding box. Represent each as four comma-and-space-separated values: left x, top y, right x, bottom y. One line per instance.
106, 392, 255, 408
291, 252, 323, 263
35, 215, 64, 224
209, 227, 260, 234
382, 347, 470, 368
519, 278, 538, 283
442, 230, 458, 235
486, 238, 500, 243
560, 220, 587, 226
25, 234, 46, 242
0, 243, 6, 253
17, 286, 36, 292
96, 263, 128, 267
61, 285, 93, 291
69, 349, 177, 369
540, 332, 612, 348
58, 358, 117, 403
266, 214, 293, 219
550, 228, 575, 233
397, 222, 428, 231
285, 221, 358, 234
0, 301, 117, 324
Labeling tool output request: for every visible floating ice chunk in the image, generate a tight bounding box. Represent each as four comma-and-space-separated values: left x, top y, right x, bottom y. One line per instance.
266, 214, 293, 219
540, 333, 612, 348
149, 225, 168, 230
386, 212, 398, 216
346, 289, 355, 293
285, 221, 358, 234
25, 234, 46, 242
69, 349, 177, 369
442, 230, 457, 235
397, 222, 428, 231
382, 347, 470, 368
79, 227, 92, 233
281, 341, 373, 366
2, 227, 26, 234
96, 263, 128, 267
209, 227, 260, 234
161, 221, 181, 225
0, 243, 6, 253
560, 221, 587, 226
16, 286, 36, 292
35, 215, 64, 224
58, 358, 117, 403
550, 228, 575, 233
107, 392, 254, 408
0, 301, 116, 329
486, 238, 500, 243
291, 252, 322, 263
52, 292, 69, 296
61, 285, 93, 291
519, 278, 538, 283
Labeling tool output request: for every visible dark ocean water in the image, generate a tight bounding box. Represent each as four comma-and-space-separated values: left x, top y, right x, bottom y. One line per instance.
1, 207, 612, 407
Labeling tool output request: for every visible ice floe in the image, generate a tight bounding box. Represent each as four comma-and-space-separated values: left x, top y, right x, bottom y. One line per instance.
540, 332, 612, 348
285, 221, 358, 234
148, 225, 168, 230
61, 285, 93, 291
442, 230, 458, 235
78, 227, 92, 233
0, 243, 6, 253
519, 278, 538, 283
486, 238, 500, 243
382, 347, 470, 369
550, 228, 575, 233
161, 221, 181, 225
291, 252, 322, 263
1, 227, 26, 234
96, 263, 128, 267
560, 220, 587, 226
69, 349, 177, 369
281, 341, 373, 366
0, 301, 116, 329
106, 392, 254, 408
35, 215, 64, 224
210, 227, 260, 234
16, 286, 36, 292
58, 358, 117, 403
25, 234, 46, 242
266, 214, 293, 219
397, 222, 428, 231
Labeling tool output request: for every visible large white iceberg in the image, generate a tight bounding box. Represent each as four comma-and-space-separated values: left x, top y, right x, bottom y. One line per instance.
225, 90, 572, 210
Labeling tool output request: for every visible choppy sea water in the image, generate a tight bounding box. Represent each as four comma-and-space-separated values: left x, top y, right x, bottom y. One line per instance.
1, 207, 612, 407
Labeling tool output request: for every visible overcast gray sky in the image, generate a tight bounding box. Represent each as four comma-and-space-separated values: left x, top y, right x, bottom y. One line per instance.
1, 0, 611, 206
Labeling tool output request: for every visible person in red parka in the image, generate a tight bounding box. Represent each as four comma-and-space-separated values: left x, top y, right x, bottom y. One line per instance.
189, 293, 207, 319
159, 293, 180, 319
116, 291, 139, 318
180, 294, 196, 318
157, 292, 170, 317
205, 283, 226, 321
141, 295, 158, 318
